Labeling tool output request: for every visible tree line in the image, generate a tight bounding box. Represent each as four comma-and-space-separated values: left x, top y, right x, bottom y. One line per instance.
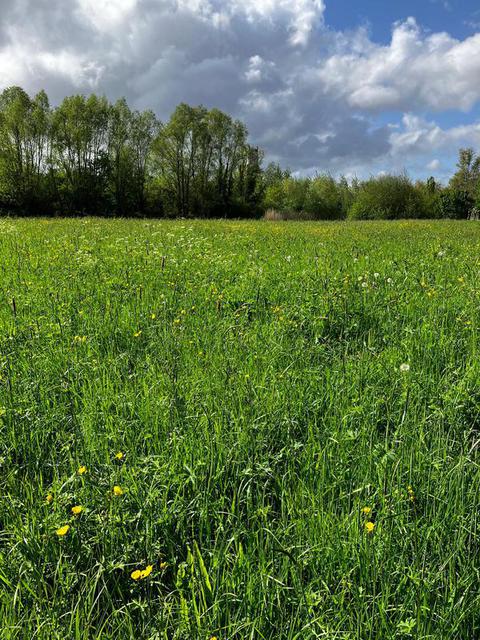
263, 150, 480, 220
0, 87, 263, 217
0, 86, 479, 219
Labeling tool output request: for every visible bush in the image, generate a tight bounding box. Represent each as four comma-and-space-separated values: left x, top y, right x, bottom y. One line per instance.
439, 189, 474, 219
304, 175, 344, 219
348, 174, 425, 220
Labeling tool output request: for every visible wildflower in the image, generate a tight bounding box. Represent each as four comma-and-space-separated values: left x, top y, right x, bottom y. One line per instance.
150, 313, 156, 320
159, 562, 167, 570
78, 465, 87, 475
133, 330, 142, 338
141, 564, 153, 578
73, 335, 87, 344
399, 363, 410, 373
131, 564, 154, 580
71, 505, 83, 515
46, 494, 53, 504
113, 485, 124, 497
365, 521, 375, 534
361, 281, 368, 288
56, 524, 70, 537
115, 451, 124, 460
387, 278, 393, 284
361, 506, 372, 516
374, 272, 380, 279
407, 485, 415, 502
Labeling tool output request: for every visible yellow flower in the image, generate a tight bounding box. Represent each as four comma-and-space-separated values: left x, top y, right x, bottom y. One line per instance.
361, 506, 372, 516
133, 330, 142, 337
365, 521, 375, 534
140, 564, 153, 579
407, 486, 415, 502
150, 313, 156, 320
78, 465, 87, 475
46, 494, 53, 504
159, 562, 167, 570
131, 564, 154, 581
56, 524, 70, 537
113, 485, 124, 497
115, 451, 124, 460
71, 505, 83, 515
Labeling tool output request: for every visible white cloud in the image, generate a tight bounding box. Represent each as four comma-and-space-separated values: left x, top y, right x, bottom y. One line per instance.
318, 18, 480, 112
0, 1, 479, 180
76, 0, 138, 31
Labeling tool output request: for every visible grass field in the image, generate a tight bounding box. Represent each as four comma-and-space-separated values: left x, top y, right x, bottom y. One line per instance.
0, 218, 479, 639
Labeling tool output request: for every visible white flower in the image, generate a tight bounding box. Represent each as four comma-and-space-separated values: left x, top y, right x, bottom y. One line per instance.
387, 278, 393, 284
357, 275, 363, 281
437, 250, 445, 258
399, 363, 410, 373
374, 272, 380, 279
362, 281, 368, 288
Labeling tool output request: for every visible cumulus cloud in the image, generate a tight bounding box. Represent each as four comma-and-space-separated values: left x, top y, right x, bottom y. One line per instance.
0, 0, 479, 178
318, 18, 480, 112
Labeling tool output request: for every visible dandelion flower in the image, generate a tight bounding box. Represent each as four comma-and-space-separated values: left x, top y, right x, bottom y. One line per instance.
56, 524, 70, 537
78, 465, 87, 475
365, 521, 375, 534
361, 506, 372, 516
399, 363, 410, 373
115, 451, 124, 460
46, 494, 53, 504
71, 505, 83, 515
113, 485, 124, 497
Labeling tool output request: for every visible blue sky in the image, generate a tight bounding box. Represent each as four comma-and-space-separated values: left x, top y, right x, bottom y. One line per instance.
326, 0, 480, 42
1, 0, 480, 182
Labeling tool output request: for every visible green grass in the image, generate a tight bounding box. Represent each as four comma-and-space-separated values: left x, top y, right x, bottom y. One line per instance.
0, 218, 479, 639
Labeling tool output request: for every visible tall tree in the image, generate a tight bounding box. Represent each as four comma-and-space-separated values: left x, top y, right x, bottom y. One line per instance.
51, 94, 110, 214
0, 86, 51, 211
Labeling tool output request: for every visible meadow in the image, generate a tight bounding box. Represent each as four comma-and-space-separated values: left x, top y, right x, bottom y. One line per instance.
0, 218, 479, 640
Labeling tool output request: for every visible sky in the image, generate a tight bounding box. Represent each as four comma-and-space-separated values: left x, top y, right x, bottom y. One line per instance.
1, 0, 480, 181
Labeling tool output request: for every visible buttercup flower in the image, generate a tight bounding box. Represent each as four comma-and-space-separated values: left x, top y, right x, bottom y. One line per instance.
361, 506, 372, 516
56, 525, 70, 536
365, 521, 375, 534
113, 485, 124, 496
71, 505, 83, 515
131, 564, 154, 580
78, 465, 87, 475
115, 451, 124, 460
46, 494, 53, 504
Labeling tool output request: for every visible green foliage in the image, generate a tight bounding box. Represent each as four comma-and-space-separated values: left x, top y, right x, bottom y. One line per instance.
348, 174, 425, 220
439, 188, 473, 219
304, 174, 343, 219
0, 218, 479, 639
449, 147, 480, 198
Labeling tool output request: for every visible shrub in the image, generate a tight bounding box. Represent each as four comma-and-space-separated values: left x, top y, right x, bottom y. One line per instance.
439, 188, 474, 219
304, 175, 344, 219
348, 174, 425, 220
